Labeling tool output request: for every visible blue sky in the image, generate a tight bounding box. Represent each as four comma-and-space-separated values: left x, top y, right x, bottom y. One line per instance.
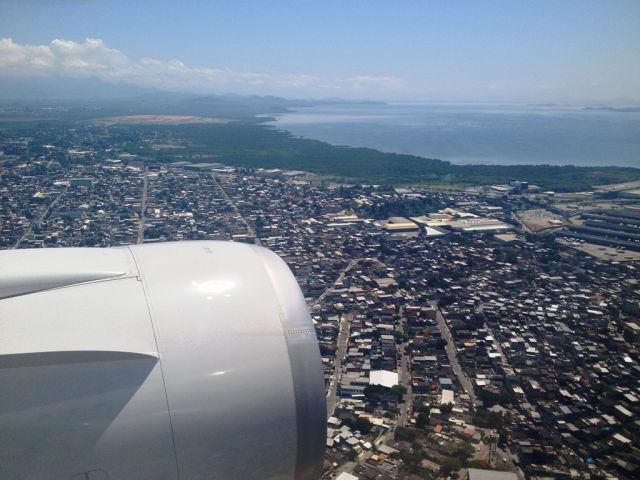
1, 0, 639, 101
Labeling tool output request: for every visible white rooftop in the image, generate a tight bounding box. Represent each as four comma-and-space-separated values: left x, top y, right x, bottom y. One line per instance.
369, 370, 399, 389
441, 389, 455, 405
335, 473, 359, 480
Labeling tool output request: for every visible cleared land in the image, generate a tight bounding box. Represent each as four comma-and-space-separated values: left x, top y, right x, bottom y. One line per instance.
594, 180, 640, 192
517, 209, 566, 233
98, 115, 230, 125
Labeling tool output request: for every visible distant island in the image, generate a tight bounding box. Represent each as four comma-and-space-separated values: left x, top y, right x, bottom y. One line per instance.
584, 105, 640, 113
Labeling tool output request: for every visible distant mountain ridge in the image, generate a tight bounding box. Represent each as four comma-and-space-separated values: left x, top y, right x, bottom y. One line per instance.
0, 84, 385, 120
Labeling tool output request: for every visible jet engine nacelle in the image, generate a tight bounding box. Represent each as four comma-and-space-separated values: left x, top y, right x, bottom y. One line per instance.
0, 241, 326, 480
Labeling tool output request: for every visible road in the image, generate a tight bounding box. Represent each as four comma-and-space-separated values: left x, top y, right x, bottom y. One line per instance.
212, 174, 261, 246
339, 308, 519, 479
336, 310, 413, 476
395, 344, 413, 428
12, 194, 60, 249
314, 259, 361, 417
396, 308, 413, 427
369, 311, 413, 443
326, 314, 351, 417
398, 349, 413, 426
483, 321, 532, 405
431, 301, 477, 406
311, 258, 360, 310
137, 167, 148, 244
484, 322, 509, 367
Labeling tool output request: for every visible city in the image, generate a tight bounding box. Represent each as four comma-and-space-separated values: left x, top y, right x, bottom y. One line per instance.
2, 125, 639, 480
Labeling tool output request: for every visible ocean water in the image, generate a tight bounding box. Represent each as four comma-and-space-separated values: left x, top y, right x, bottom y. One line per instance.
270, 103, 640, 168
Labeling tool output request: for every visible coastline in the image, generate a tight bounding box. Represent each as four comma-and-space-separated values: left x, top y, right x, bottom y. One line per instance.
266, 102, 640, 169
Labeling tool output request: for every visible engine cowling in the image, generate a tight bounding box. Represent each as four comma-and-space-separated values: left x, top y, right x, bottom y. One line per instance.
0, 241, 326, 480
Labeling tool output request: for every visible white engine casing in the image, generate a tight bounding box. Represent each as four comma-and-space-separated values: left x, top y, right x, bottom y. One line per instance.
0, 241, 326, 480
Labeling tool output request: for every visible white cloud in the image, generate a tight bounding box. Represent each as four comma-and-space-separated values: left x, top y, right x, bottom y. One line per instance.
0, 37, 406, 95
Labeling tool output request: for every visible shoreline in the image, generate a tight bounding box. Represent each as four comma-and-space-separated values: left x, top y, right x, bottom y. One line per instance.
265, 103, 640, 169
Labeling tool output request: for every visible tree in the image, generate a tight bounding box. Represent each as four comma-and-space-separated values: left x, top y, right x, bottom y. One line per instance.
440, 456, 462, 475
394, 329, 409, 342
364, 384, 387, 403
391, 384, 407, 398
472, 409, 510, 429
400, 448, 425, 473
434, 338, 448, 350
454, 441, 475, 462
340, 414, 373, 434
440, 403, 453, 414
478, 388, 515, 408
416, 412, 429, 429
394, 426, 416, 442
353, 417, 373, 434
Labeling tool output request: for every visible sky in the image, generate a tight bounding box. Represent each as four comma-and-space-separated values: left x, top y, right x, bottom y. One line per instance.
1, 0, 639, 102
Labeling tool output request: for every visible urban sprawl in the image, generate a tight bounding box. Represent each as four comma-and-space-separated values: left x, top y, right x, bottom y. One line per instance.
2, 125, 640, 480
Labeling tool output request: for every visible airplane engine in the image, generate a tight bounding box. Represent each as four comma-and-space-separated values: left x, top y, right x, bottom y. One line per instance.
0, 241, 326, 480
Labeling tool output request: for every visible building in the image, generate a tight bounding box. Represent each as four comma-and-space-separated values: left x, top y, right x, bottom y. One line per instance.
369, 370, 399, 389
382, 217, 420, 232
335, 472, 359, 480
467, 468, 518, 480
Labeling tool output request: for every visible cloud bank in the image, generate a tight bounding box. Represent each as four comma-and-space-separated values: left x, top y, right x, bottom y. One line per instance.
0, 38, 406, 96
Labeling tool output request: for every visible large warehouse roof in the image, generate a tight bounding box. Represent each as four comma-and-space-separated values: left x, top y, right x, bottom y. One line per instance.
369, 370, 399, 389
468, 468, 517, 480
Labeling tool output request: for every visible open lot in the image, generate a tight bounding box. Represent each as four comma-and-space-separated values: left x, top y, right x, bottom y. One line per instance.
594, 180, 640, 193
517, 209, 565, 232
558, 239, 640, 262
